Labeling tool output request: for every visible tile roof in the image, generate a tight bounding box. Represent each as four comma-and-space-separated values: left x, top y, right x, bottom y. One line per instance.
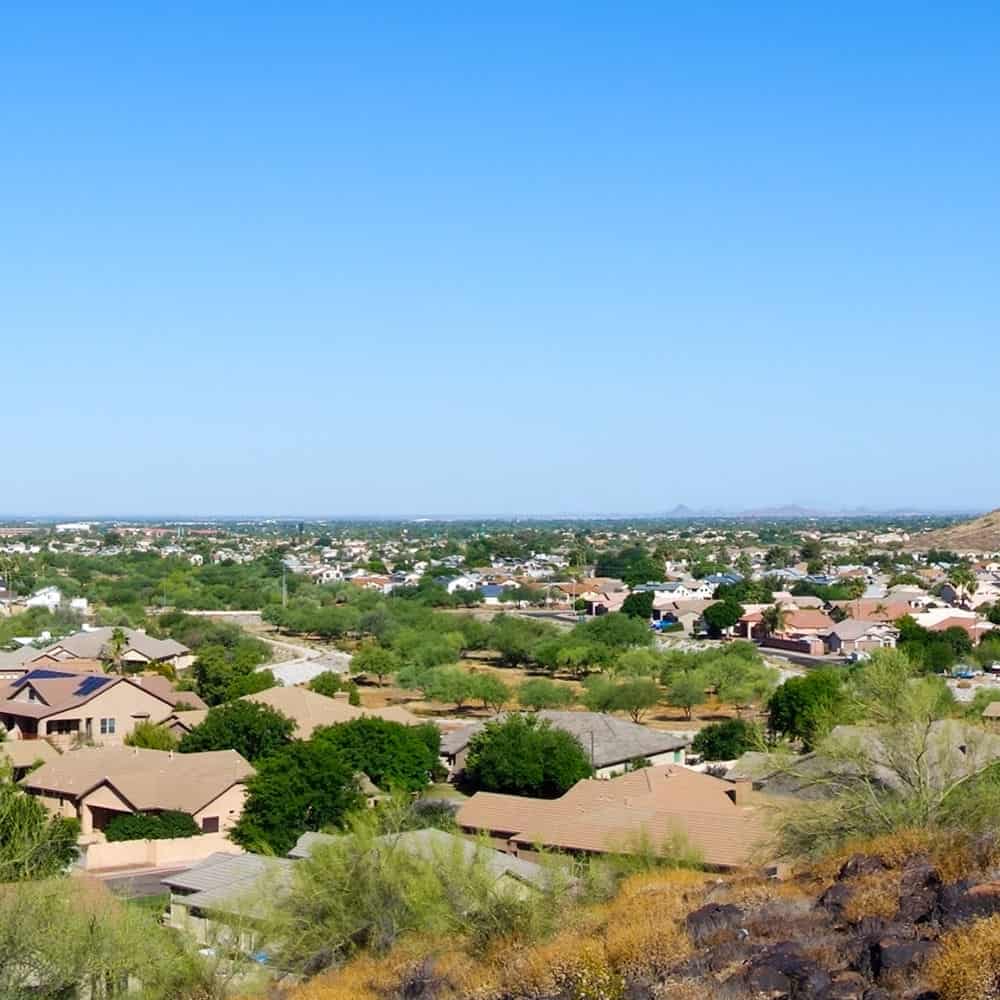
161, 852, 292, 919
458, 765, 770, 870
22, 745, 253, 814
31, 628, 188, 663
440, 711, 690, 768
0, 669, 186, 720
245, 686, 424, 738
170, 686, 425, 740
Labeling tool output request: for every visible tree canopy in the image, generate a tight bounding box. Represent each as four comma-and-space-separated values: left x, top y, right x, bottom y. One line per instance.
178, 699, 295, 762
463, 714, 593, 798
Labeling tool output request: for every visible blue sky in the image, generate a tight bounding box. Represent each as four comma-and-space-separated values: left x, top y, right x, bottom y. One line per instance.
2, 4, 998, 516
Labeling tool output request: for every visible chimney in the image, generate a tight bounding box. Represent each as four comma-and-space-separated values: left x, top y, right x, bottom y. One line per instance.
727, 777, 751, 806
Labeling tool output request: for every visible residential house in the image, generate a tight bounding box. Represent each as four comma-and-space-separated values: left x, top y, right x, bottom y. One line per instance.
434, 574, 480, 594
728, 721, 1000, 801
162, 851, 293, 949
163, 827, 545, 952
23, 745, 254, 836
1, 735, 60, 779
290, 827, 546, 890
26, 627, 193, 672
632, 581, 713, 601
166, 684, 423, 741
0, 668, 199, 747
825, 619, 899, 656
457, 764, 775, 873
25, 586, 63, 611
737, 607, 836, 654
441, 711, 690, 779
829, 599, 918, 623
651, 598, 718, 634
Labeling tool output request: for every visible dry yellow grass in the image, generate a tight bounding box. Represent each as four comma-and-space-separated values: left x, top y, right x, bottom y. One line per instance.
288, 868, 707, 1000
840, 869, 903, 922
807, 828, 998, 887
927, 914, 1000, 1000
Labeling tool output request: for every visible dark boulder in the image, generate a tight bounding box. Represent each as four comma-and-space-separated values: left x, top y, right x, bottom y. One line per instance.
744, 942, 833, 998
895, 861, 942, 925
873, 937, 935, 978
939, 879, 1000, 926
838, 854, 887, 881
685, 902, 744, 945
820, 882, 855, 918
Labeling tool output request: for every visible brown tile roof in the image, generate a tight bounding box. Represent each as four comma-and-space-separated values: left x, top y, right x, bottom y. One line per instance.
829, 600, 914, 622
1, 738, 60, 769
783, 609, 836, 631
166, 686, 426, 739
245, 686, 423, 737
22, 745, 253, 814
458, 765, 772, 870
0, 670, 184, 720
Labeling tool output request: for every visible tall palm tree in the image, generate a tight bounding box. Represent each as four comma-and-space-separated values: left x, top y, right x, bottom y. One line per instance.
948, 566, 977, 609
105, 628, 128, 675
759, 604, 786, 638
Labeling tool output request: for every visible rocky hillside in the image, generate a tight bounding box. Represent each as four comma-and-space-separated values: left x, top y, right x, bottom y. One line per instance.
908, 509, 1000, 553
288, 832, 1000, 1000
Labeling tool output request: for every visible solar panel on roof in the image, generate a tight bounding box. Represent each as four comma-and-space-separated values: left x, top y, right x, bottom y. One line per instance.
75, 676, 112, 696
17, 669, 76, 684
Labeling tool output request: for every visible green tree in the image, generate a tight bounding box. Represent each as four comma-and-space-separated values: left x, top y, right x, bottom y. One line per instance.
621, 590, 654, 620
767, 669, 850, 750
308, 671, 343, 698
463, 714, 593, 797
581, 674, 619, 713
665, 671, 705, 720
612, 676, 661, 723
352, 643, 401, 687
573, 612, 653, 652
692, 719, 759, 761
314, 717, 440, 791
613, 647, 664, 678
517, 677, 575, 711
759, 604, 786, 638
232, 739, 362, 854
702, 599, 744, 638
468, 673, 512, 713
0, 777, 79, 881
124, 720, 178, 751
178, 700, 294, 762
948, 565, 977, 607
421, 666, 476, 710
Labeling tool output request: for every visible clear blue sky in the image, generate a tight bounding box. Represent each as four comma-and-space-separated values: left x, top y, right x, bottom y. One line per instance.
3, 4, 998, 516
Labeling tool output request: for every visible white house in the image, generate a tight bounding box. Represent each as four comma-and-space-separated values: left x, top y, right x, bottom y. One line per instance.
25, 586, 63, 611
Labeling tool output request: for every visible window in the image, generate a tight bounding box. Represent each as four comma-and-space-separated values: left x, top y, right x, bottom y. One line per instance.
201, 816, 220, 834
100, 718, 116, 735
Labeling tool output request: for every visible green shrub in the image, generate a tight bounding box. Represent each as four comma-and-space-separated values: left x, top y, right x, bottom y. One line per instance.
104, 810, 199, 842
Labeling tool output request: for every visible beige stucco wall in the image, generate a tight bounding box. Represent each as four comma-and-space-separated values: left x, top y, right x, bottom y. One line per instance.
193, 783, 248, 833
44, 682, 174, 745
82, 832, 243, 871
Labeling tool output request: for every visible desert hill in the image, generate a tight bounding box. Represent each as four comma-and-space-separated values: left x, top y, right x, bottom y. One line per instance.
908, 509, 1000, 553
